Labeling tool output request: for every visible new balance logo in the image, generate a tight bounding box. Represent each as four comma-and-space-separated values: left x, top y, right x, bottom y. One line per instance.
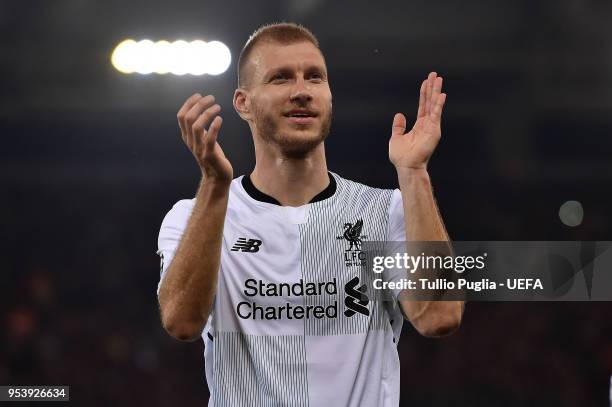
231, 238, 262, 253
344, 277, 370, 317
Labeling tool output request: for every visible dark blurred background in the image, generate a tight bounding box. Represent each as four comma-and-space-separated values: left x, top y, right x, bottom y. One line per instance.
1, 0, 612, 406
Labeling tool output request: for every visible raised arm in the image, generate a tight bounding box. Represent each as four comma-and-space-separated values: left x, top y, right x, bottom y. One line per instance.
158, 93, 232, 342
388, 72, 464, 337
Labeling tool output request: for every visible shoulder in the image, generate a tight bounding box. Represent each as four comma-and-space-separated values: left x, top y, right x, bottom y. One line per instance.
331, 172, 397, 202
160, 177, 244, 228
164, 177, 245, 217
328, 173, 403, 240
157, 199, 195, 249
162, 198, 195, 225
330, 172, 402, 221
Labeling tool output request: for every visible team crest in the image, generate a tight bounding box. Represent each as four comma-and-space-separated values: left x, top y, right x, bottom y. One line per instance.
337, 219, 368, 267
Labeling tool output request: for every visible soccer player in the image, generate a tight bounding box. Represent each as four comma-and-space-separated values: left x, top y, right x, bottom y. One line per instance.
157, 22, 464, 406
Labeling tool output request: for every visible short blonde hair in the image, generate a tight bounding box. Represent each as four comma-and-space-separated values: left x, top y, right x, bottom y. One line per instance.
237, 22, 321, 87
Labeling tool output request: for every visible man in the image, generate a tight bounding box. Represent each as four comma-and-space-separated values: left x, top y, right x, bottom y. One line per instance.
157, 22, 463, 406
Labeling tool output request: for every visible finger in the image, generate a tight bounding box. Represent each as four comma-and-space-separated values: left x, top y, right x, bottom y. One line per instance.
416, 80, 427, 118
185, 95, 216, 128
204, 116, 223, 152
425, 72, 436, 115
425, 72, 433, 116
177, 93, 203, 117
391, 113, 407, 137
177, 93, 203, 137
183, 96, 215, 148
431, 77, 443, 117
192, 104, 221, 150
431, 93, 446, 123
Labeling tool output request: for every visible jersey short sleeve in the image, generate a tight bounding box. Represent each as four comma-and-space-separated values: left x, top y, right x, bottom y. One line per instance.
156, 199, 194, 296
384, 189, 407, 303
387, 189, 406, 242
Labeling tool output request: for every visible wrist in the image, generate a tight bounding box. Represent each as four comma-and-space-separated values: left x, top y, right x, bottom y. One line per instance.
395, 166, 430, 181
198, 177, 231, 197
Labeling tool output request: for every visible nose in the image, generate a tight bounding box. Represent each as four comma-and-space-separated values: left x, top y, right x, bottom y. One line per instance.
289, 78, 312, 105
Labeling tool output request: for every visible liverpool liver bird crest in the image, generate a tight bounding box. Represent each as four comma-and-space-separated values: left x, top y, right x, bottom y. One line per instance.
337, 219, 365, 251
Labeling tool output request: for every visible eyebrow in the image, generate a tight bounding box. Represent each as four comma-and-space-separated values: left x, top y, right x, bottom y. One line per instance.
264, 64, 327, 79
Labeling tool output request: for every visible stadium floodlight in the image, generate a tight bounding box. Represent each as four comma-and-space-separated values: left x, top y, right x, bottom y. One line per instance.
188, 40, 209, 76
134, 39, 156, 74
111, 39, 232, 76
153, 40, 172, 74
167, 40, 191, 76
111, 39, 139, 74
204, 41, 232, 75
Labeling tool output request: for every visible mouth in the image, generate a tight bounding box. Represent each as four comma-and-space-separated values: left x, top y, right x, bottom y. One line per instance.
283, 110, 318, 125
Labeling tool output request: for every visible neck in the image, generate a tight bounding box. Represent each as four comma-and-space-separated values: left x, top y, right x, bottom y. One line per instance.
251, 142, 329, 207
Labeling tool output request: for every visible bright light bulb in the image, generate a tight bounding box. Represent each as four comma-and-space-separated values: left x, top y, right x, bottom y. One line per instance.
188, 40, 209, 76
111, 38, 232, 76
111, 39, 138, 74
135, 39, 157, 74
205, 41, 231, 75
168, 40, 190, 76
153, 40, 172, 74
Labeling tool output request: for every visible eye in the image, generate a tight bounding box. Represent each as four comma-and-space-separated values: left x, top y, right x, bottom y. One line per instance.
270, 73, 288, 82
307, 72, 324, 82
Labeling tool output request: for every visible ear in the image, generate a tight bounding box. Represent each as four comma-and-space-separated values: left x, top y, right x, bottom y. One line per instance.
233, 88, 252, 121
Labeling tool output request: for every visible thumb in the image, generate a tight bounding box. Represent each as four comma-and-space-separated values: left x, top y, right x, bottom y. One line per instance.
391, 113, 406, 137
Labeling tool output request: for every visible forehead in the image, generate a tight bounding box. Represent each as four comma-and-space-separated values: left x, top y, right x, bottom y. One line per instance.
249, 41, 326, 76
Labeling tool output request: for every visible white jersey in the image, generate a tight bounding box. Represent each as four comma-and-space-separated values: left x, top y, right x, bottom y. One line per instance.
157, 172, 407, 407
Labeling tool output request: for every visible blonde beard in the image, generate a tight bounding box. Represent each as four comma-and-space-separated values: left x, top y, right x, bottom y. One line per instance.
253, 108, 332, 159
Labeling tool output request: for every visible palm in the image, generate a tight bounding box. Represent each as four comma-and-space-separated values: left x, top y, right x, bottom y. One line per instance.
202, 140, 233, 182
389, 72, 446, 170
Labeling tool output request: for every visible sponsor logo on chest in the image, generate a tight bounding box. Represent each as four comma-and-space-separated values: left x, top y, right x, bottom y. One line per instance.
236, 277, 370, 320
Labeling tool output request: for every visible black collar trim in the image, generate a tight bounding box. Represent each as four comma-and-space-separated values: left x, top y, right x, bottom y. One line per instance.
241, 172, 337, 206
